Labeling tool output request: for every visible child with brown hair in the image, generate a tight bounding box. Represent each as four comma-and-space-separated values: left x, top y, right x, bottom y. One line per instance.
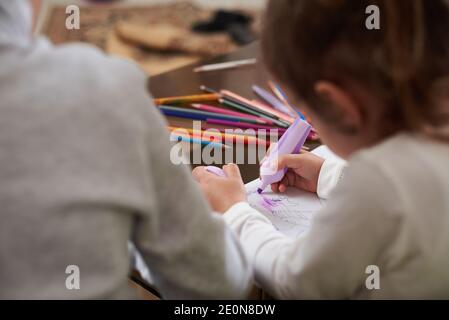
193, 0, 449, 298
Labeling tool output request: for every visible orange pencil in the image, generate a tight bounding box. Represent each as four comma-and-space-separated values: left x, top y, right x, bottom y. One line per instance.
154, 93, 220, 106
169, 127, 268, 146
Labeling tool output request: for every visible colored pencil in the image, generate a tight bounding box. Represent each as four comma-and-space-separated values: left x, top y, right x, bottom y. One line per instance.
268, 81, 308, 121
190, 104, 273, 124
200, 85, 290, 127
159, 105, 268, 125
169, 127, 309, 150
273, 84, 308, 121
267, 81, 299, 118
168, 126, 257, 137
168, 126, 259, 139
252, 85, 296, 117
154, 93, 219, 106
168, 126, 269, 146
218, 99, 290, 128
200, 85, 220, 94
249, 99, 295, 124
194, 58, 257, 73
220, 90, 294, 124
219, 99, 289, 128
206, 119, 288, 134
220, 90, 282, 119
206, 127, 259, 136
170, 134, 228, 149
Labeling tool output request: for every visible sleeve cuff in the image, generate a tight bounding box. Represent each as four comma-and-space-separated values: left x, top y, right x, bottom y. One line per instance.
317, 159, 346, 199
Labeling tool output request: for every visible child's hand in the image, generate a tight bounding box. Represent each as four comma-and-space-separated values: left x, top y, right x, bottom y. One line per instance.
192, 163, 246, 213
271, 152, 325, 194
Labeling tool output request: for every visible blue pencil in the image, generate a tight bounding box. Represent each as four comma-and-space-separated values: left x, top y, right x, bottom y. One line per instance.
252, 85, 295, 117
272, 83, 306, 120
170, 135, 227, 149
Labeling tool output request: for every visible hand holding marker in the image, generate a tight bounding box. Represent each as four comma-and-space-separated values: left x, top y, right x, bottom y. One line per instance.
257, 118, 311, 193
205, 118, 312, 194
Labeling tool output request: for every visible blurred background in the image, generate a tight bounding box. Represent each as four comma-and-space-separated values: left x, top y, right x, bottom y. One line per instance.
36, 0, 267, 75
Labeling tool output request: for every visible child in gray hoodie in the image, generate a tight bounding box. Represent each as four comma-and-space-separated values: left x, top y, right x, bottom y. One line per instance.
0, 0, 251, 299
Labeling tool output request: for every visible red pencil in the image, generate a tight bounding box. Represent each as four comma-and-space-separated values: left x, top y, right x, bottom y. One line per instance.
206, 118, 287, 134
190, 104, 273, 125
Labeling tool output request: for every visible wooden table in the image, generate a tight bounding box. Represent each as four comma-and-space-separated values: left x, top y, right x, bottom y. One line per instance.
148, 42, 274, 183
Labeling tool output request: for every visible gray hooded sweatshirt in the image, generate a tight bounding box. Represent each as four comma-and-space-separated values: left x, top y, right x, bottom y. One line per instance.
0, 0, 251, 299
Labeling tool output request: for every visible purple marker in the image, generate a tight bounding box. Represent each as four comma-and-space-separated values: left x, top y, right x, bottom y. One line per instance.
205, 166, 227, 177
258, 118, 311, 193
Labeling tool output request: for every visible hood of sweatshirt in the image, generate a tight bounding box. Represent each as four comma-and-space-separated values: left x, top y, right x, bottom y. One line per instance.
0, 0, 32, 47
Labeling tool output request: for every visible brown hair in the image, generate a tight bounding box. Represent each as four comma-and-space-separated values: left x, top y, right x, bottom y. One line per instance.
262, 0, 449, 139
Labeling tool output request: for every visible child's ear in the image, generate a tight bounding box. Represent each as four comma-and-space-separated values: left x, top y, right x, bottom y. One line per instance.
314, 81, 363, 133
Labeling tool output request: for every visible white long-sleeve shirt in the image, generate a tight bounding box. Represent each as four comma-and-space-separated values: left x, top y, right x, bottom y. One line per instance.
224, 133, 449, 299
0, 0, 251, 299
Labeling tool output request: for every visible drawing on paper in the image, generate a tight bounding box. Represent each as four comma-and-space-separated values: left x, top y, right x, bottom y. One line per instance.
246, 180, 325, 238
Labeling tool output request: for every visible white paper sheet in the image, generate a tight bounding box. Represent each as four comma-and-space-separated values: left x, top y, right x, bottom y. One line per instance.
246, 180, 325, 238
245, 145, 339, 238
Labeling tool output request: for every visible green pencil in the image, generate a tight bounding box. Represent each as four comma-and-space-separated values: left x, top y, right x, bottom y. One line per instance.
220, 99, 289, 128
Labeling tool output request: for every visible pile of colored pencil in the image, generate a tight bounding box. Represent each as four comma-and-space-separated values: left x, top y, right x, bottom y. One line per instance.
153, 82, 313, 148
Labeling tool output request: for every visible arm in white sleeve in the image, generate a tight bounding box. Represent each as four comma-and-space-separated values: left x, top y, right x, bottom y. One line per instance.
224, 157, 402, 299
129, 78, 252, 299
317, 158, 347, 199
